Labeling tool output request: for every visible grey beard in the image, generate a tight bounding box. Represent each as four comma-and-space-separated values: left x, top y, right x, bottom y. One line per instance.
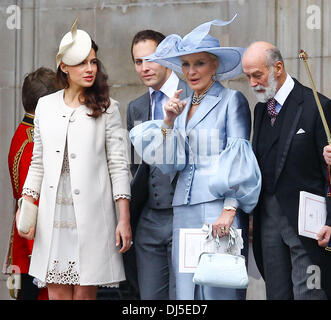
252, 70, 278, 103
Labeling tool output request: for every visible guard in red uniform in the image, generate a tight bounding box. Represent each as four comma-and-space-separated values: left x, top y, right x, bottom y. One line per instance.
3, 67, 58, 299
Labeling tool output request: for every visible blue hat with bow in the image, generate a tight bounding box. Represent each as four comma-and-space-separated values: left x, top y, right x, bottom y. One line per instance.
145, 15, 245, 81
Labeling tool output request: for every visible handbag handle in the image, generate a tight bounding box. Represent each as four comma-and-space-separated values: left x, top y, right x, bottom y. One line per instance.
201, 223, 244, 255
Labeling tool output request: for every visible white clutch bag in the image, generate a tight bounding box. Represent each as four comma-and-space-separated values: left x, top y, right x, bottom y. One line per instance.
17, 197, 38, 233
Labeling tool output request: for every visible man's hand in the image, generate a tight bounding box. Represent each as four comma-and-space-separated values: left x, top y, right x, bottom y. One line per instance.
323, 145, 331, 165
316, 225, 331, 248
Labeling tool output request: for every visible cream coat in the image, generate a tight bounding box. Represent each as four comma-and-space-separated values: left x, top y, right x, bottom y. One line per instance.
23, 89, 131, 286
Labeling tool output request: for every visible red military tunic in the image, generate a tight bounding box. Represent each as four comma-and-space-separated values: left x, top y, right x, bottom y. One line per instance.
6, 113, 48, 299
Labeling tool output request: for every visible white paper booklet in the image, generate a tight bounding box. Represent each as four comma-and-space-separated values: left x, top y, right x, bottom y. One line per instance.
298, 191, 327, 239
178, 227, 242, 273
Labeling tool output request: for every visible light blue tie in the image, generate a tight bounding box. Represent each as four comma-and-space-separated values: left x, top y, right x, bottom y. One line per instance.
153, 90, 164, 120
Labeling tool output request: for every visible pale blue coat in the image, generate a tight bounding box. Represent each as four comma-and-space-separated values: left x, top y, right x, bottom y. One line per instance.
130, 81, 261, 212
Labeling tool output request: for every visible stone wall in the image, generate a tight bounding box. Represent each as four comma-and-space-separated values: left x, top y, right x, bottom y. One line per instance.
0, 0, 329, 299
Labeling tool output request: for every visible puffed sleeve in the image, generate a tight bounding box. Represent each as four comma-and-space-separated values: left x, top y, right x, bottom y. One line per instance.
209, 91, 261, 213
129, 119, 187, 174
105, 99, 131, 201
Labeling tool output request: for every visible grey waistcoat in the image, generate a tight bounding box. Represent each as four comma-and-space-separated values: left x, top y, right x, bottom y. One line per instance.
148, 165, 175, 209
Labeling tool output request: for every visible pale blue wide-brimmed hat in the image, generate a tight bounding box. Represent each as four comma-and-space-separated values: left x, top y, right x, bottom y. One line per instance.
145, 14, 245, 81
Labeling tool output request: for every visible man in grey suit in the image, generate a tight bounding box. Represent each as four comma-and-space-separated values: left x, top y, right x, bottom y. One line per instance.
126, 30, 191, 300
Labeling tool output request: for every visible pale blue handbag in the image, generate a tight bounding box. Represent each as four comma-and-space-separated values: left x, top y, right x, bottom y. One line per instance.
192, 225, 249, 289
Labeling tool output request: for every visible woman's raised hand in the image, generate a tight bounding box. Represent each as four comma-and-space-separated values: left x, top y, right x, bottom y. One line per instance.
163, 89, 187, 127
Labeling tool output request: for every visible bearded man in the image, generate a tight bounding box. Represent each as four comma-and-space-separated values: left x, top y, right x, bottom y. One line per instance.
242, 41, 331, 300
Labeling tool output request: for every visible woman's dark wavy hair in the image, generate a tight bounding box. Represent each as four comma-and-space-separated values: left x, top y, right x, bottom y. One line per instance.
56, 40, 110, 118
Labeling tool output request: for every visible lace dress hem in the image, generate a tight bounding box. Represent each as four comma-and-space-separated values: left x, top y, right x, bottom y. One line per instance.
35, 260, 120, 288
37, 281, 120, 289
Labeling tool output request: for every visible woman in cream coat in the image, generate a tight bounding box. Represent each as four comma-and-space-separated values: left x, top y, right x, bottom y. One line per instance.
17, 22, 132, 300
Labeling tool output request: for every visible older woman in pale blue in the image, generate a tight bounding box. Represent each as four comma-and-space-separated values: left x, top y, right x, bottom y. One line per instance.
130, 16, 261, 300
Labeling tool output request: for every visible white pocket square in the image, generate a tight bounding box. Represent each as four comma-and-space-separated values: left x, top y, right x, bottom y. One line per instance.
296, 128, 306, 134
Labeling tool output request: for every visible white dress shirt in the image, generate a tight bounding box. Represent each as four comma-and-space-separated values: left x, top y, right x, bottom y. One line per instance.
274, 73, 295, 113
149, 71, 179, 120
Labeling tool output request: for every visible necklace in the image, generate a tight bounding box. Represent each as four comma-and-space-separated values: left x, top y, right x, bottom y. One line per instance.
192, 81, 215, 105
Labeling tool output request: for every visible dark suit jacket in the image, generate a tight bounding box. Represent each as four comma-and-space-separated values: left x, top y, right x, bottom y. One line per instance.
252, 78, 331, 298
123, 77, 191, 298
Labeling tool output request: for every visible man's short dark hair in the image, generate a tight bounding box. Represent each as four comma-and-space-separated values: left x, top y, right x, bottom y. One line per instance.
22, 67, 58, 113
130, 30, 166, 61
